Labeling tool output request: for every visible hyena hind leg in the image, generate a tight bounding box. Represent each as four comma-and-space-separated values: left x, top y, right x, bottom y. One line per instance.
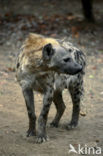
22, 88, 36, 137
50, 91, 66, 127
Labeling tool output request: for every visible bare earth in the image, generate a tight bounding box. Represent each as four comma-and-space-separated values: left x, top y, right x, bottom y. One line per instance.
0, 0, 103, 156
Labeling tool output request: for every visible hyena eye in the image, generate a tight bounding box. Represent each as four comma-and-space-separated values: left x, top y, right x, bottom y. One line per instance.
63, 57, 71, 62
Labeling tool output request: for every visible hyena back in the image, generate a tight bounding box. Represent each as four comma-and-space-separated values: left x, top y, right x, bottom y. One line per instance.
16, 33, 86, 143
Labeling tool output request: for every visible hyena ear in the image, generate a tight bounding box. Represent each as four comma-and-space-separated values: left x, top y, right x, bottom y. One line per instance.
42, 43, 54, 61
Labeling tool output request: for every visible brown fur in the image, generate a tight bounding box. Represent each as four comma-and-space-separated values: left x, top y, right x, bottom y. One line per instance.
18, 33, 59, 72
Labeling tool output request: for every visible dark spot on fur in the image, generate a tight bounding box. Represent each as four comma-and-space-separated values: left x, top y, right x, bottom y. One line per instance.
68, 49, 72, 52
76, 82, 80, 87
49, 89, 53, 94
45, 104, 50, 108
77, 74, 81, 79
17, 62, 20, 68
48, 97, 52, 101
75, 91, 80, 95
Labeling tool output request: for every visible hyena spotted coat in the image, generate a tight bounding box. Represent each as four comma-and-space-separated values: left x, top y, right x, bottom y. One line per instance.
16, 33, 86, 143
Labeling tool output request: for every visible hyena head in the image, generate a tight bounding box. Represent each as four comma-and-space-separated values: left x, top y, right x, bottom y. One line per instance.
42, 43, 82, 75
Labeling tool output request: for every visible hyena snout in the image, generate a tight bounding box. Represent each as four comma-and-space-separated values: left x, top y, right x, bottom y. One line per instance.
63, 57, 82, 75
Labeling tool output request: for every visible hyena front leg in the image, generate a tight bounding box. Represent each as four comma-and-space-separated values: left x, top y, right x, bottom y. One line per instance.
50, 91, 66, 127
67, 79, 84, 129
36, 86, 54, 143
22, 88, 36, 137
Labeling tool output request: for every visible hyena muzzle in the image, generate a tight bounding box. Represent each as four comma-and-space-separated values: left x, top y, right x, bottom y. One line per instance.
16, 33, 86, 143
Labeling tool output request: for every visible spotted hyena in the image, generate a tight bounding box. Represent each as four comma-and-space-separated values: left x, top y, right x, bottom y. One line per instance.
16, 33, 86, 143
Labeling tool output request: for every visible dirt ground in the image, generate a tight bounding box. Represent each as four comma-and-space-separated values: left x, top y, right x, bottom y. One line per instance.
0, 0, 103, 156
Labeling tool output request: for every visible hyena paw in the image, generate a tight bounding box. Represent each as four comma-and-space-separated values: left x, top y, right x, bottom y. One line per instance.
66, 122, 78, 130
36, 134, 49, 144
27, 129, 36, 137
50, 121, 58, 128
